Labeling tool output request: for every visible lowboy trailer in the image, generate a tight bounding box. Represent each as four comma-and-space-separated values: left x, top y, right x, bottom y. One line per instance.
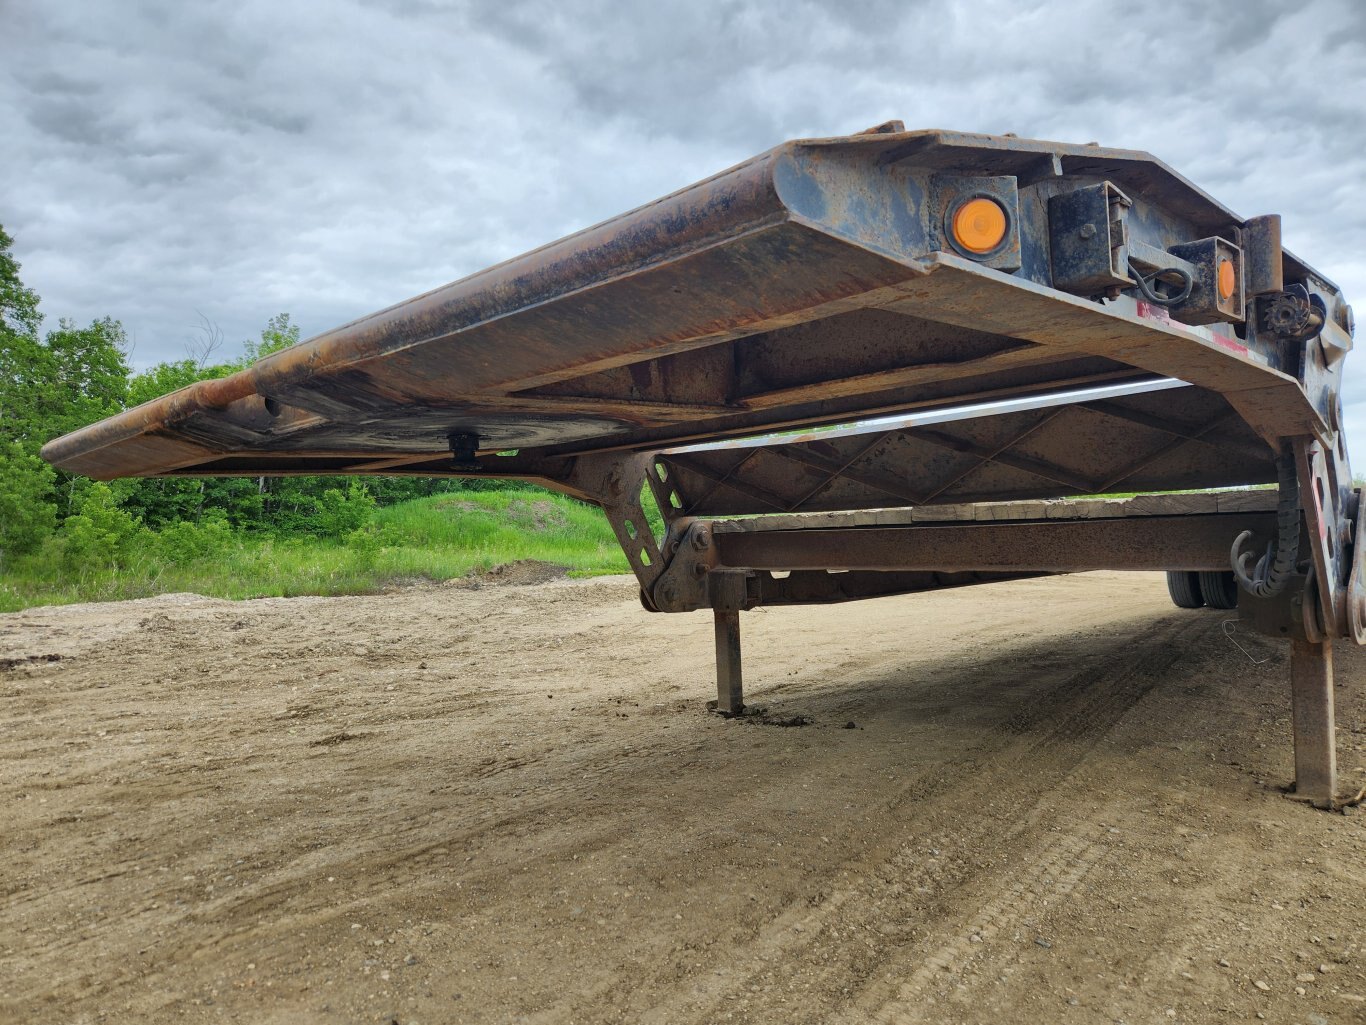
43, 124, 1361, 809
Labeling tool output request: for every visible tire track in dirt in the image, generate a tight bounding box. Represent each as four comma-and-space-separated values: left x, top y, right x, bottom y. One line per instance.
544, 613, 1209, 1024
58, 600, 1165, 1020
845, 817, 1112, 1024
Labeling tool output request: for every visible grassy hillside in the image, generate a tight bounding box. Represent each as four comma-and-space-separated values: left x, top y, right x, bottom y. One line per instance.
0, 489, 634, 612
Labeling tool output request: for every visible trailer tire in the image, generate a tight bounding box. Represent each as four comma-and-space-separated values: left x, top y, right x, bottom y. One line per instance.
1198, 570, 1239, 610
1166, 570, 1204, 609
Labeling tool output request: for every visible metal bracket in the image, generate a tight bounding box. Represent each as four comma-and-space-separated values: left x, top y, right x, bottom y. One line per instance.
651, 520, 720, 613
1289, 638, 1338, 809
568, 452, 684, 609
1048, 180, 1133, 296
565, 451, 693, 609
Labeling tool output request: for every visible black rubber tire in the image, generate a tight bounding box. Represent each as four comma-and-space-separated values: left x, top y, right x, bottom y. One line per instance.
1198, 570, 1239, 610
1166, 570, 1204, 609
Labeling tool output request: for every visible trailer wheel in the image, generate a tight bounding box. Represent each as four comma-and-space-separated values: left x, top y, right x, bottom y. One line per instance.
1166, 570, 1204, 608
1198, 570, 1239, 610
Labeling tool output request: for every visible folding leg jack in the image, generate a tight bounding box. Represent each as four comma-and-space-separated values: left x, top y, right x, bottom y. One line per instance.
712, 608, 744, 716
708, 574, 748, 717
1288, 638, 1337, 808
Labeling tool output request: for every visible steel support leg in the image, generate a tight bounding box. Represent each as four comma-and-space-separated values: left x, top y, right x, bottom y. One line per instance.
1290, 638, 1337, 808
713, 608, 744, 716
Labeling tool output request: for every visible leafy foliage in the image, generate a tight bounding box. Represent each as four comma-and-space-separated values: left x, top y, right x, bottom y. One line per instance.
0, 490, 626, 612
0, 441, 57, 559
154, 514, 234, 565
242, 312, 300, 364
0, 225, 41, 336
59, 481, 147, 570
314, 480, 377, 537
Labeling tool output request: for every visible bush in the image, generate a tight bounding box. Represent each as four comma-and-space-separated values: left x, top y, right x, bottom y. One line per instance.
154, 514, 235, 565
314, 480, 375, 537
344, 523, 385, 569
60, 481, 147, 569
0, 442, 57, 562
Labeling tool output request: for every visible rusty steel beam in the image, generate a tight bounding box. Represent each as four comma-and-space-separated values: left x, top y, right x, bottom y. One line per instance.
479, 393, 740, 422
544, 367, 1157, 462
748, 569, 1043, 608
769, 439, 926, 509
668, 452, 790, 514
709, 513, 1276, 574
736, 342, 1068, 410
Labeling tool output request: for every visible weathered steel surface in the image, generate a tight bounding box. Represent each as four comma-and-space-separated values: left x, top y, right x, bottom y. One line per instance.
659, 386, 1272, 516
41, 128, 1347, 519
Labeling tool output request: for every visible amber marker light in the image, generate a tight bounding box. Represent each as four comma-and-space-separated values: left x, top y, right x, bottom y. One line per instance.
1217, 258, 1237, 301
951, 197, 1008, 254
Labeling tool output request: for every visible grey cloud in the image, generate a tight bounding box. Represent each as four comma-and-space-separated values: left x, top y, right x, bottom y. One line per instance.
25, 94, 124, 147
2, 0, 1365, 459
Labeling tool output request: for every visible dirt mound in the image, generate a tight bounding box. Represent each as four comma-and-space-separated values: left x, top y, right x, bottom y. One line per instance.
431, 497, 480, 513
450, 558, 571, 588
505, 498, 569, 531
433, 496, 570, 532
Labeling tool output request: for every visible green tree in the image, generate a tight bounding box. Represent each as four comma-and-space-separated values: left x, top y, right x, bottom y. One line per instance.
241, 312, 300, 365
40, 317, 130, 436
0, 330, 53, 448
0, 225, 48, 450
126, 358, 208, 408
0, 441, 57, 560
154, 512, 234, 565
1, 316, 130, 454
0, 225, 41, 337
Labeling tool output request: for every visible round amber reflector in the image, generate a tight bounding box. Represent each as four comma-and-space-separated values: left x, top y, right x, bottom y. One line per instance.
1217, 258, 1237, 300
952, 197, 1008, 254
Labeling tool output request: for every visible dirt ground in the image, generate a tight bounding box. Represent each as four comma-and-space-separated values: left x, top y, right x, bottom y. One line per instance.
2, 570, 1364, 1025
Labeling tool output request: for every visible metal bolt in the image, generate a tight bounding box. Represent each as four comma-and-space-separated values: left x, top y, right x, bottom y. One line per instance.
1078, 223, 1097, 240
691, 529, 711, 551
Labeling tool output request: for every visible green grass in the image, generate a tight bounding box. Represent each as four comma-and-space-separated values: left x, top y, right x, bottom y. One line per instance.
0, 490, 635, 613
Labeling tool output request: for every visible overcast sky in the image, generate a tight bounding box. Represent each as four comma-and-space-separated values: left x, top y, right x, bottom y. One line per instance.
4, 0, 1366, 451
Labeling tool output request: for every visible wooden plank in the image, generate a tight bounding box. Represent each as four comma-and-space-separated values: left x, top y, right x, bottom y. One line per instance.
974, 501, 1049, 522
1216, 489, 1278, 513
707, 489, 1277, 533
1121, 493, 1219, 516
